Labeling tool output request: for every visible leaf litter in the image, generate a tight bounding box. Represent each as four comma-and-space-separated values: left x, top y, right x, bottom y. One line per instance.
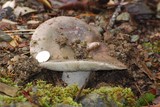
0, 0, 160, 106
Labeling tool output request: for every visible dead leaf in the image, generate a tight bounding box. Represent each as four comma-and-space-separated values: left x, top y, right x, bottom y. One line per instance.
2, 19, 17, 24
2, 0, 16, 9
9, 39, 18, 47
14, 6, 37, 17
0, 82, 18, 97
0, 21, 17, 30
9, 35, 22, 47
0, 42, 14, 49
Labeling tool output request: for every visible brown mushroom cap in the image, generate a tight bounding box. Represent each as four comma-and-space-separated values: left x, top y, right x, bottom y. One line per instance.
30, 16, 127, 71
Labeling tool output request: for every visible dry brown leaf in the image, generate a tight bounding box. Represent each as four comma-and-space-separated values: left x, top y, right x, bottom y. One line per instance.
9, 35, 22, 47
0, 82, 18, 97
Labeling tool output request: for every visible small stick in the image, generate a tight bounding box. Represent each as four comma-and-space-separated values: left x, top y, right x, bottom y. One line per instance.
135, 83, 150, 106
74, 82, 86, 102
4, 29, 35, 33
107, 0, 124, 30
139, 61, 156, 81
74, 72, 92, 102
9, 32, 34, 35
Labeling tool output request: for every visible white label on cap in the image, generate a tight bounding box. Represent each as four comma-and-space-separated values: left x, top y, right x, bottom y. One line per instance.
36, 51, 50, 63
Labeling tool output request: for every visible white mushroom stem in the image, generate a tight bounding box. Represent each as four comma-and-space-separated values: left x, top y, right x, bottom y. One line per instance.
62, 71, 91, 88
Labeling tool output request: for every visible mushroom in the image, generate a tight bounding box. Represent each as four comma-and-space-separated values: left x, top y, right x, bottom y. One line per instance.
30, 16, 127, 88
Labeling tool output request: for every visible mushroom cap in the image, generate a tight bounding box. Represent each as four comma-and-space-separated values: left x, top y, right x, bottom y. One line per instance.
30, 16, 127, 71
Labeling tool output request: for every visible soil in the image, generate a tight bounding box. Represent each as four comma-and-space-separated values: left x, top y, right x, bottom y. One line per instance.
0, 0, 160, 103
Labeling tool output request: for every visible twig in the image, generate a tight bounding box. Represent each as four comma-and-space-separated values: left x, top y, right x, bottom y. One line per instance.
139, 61, 156, 81
135, 83, 150, 106
74, 72, 92, 102
135, 49, 156, 81
107, 0, 124, 30
9, 32, 34, 35
74, 82, 86, 102
4, 29, 35, 33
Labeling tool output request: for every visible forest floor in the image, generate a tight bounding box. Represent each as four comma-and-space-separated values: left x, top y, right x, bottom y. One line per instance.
0, 0, 160, 106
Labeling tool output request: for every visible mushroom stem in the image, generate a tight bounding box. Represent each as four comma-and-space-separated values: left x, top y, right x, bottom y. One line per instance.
62, 71, 91, 88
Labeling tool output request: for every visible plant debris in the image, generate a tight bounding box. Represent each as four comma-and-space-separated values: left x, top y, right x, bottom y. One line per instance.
0, 0, 160, 106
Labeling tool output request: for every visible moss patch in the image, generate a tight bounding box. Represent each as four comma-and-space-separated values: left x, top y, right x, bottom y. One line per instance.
0, 80, 136, 107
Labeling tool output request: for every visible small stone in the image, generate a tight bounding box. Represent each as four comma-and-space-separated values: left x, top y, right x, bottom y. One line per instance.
67, 10, 74, 15
7, 65, 13, 71
80, 93, 106, 107
137, 44, 142, 49
21, 47, 29, 51
137, 79, 145, 85
11, 55, 20, 62
56, 104, 76, 107
97, 26, 104, 34
148, 52, 154, 56
125, 1, 154, 20
146, 62, 152, 68
131, 35, 139, 42
108, 44, 115, 50
103, 30, 113, 41
80, 93, 118, 107
0, 30, 13, 42
118, 22, 136, 33
16, 102, 38, 107
116, 12, 130, 21
23, 34, 31, 39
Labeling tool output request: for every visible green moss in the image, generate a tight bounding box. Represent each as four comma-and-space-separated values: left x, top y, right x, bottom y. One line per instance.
92, 86, 136, 107
24, 80, 82, 106
0, 95, 27, 106
0, 79, 136, 107
0, 77, 16, 86
143, 40, 160, 54
136, 93, 155, 106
